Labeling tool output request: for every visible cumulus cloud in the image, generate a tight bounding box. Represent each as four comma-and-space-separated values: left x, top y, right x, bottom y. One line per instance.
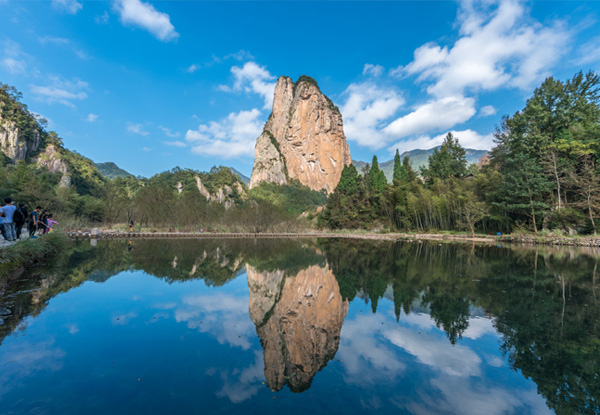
363, 63, 384, 77
127, 122, 150, 136
389, 129, 495, 154
113, 0, 179, 42
341, 0, 571, 152
30, 76, 88, 107
341, 82, 404, 149
479, 105, 497, 117
51, 0, 82, 14
85, 113, 98, 122
219, 62, 276, 109
185, 108, 263, 158
398, 0, 570, 96
384, 96, 476, 139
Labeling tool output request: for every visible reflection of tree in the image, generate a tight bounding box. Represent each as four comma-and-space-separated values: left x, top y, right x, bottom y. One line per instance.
321, 239, 600, 414
247, 263, 348, 393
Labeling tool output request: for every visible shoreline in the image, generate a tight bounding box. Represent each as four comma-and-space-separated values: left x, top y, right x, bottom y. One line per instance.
66, 230, 600, 247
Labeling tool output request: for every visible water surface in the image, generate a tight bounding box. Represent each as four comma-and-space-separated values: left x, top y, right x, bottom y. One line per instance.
0, 238, 598, 414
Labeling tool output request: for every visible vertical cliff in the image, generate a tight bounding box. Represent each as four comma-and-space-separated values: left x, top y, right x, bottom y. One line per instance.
249, 76, 351, 193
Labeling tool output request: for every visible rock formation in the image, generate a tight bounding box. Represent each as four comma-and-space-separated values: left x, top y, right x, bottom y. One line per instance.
249, 76, 351, 193
35, 144, 71, 187
246, 263, 348, 392
194, 175, 247, 209
0, 110, 42, 161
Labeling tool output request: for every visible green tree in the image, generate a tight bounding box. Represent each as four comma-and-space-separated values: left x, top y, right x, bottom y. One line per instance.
393, 149, 406, 182
422, 132, 468, 181
368, 155, 387, 194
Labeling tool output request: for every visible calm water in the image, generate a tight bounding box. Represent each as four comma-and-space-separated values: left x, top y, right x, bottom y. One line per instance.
0, 238, 598, 415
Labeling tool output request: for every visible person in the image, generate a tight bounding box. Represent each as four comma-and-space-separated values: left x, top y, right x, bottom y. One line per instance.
29, 206, 41, 238
38, 210, 48, 235
14, 203, 28, 240
129, 220, 135, 233
0, 197, 17, 242
46, 214, 58, 233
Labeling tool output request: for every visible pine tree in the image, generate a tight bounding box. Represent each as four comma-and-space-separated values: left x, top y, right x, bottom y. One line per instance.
393, 149, 407, 182
368, 155, 387, 193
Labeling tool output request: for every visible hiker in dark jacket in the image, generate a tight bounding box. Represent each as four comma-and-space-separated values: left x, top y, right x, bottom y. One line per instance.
14, 203, 28, 240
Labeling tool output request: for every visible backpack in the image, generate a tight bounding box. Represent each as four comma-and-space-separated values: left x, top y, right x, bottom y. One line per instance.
14, 208, 26, 224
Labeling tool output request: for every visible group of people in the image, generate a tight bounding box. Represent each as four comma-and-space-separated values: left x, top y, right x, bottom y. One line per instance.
0, 198, 58, 242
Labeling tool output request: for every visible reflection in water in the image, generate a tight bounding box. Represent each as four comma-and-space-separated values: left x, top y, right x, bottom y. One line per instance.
247, 263, 348, 392
0, 238, 598, 414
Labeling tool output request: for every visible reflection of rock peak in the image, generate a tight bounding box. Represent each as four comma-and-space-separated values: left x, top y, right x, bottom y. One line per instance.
247, 263, 348, 392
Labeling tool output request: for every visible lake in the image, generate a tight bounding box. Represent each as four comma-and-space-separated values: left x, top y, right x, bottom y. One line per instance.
0, 238, 598, 415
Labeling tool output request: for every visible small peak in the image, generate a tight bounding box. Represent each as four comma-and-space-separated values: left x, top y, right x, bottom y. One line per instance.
294, 75, 319, 88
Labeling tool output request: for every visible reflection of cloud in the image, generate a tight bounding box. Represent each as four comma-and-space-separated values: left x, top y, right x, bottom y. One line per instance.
338, 314, 406, 384
112, 312, 137, 325
175, 293, 254, 350
384, 326, 481, 377
0, 339, 65, 398
405, 375, 552, 415
214, 351, 264, 403
462, 316, 498, 340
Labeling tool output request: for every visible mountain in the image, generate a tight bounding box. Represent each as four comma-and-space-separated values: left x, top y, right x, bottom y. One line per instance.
94, 162, 133, 179
228, 167, 250, 185
249, 75, 351, 193
353, 147, 488, 182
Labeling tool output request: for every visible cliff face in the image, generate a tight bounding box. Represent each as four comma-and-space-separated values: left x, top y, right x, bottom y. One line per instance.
0, 110, 42, 161
249, 76, 351, 193
247, 263, 348, 392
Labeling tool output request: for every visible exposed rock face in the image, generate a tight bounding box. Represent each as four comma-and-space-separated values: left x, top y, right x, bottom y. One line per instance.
35, 144, 71, 187
247, 263, 348, 392
0, 112, 41, 161
193, 175, 247, 209
249, 76, 351, 193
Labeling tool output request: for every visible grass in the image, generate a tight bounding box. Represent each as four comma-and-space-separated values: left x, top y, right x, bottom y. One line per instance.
0, 232, 68, 279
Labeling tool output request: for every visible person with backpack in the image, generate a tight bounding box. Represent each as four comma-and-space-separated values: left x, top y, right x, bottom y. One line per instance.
0, 197, 17, 242
14, 203, 28, 240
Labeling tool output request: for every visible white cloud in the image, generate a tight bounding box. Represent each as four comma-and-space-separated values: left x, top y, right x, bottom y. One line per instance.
479, 105, 497, 117
30, 76, 88, 107
113, 0, 179, 42
363, 63, 384, 77
185, 108, 263, 158
574, 36, 600, 66
85, 113, 98, 122
341, 82, 404, 149
398, 0, 570, 96
159, 126, 179, 137
186, 64, 200, 73
384, 96, 476, 138
38, 36, 71, 45
1, 57, 26, 74
127, 122, 149, 136
51, 0, 82, 14
0, 39, 29, 75
389, 129, 495, 153
219, 62, 276, 109
164, 140, 186, 147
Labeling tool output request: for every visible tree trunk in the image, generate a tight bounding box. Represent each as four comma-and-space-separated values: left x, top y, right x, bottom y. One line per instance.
551, 150, 562, 209
588, 195, 597, 235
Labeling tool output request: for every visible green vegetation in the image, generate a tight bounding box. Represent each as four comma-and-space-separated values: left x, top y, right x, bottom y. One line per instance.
95, 161, 133, 179
322, 71, 600, 236
0, 232, 68, 278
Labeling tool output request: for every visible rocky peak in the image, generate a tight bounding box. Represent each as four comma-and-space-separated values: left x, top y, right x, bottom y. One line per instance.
0, 105, 42, 161
249, 76, 351, 193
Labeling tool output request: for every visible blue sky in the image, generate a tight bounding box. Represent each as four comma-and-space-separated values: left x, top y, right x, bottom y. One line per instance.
1, 0, 599, 178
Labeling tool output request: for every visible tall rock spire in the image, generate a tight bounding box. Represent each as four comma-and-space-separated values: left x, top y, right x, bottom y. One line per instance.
249, 76, 351, 193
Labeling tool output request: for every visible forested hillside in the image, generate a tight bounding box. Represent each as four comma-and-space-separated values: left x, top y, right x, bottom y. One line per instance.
322, 72, 600, 235
0, 83, 325, 232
